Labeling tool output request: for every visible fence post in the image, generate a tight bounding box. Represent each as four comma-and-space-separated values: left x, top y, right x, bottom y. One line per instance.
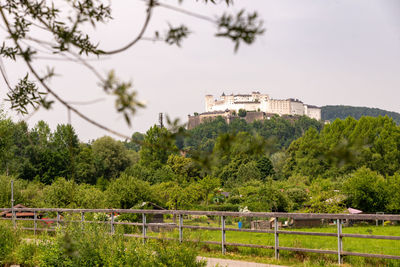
337, 219, 342, 265
56, 211, 60, 227
221, 215, 226, 254
111, 213, 115, 234
11, 180, 16, 228
179, 214, 183, 243
81, 212, 85, 230
274, 217, 279, 260
34, 211, 37, 235
142, 213, 147, 244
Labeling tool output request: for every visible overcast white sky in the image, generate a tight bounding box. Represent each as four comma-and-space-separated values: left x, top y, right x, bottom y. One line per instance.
1, 0, 399, 141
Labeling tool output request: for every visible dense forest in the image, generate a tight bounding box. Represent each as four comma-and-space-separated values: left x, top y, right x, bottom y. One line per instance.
1, 110, 400, 215
321, 105, 400, 124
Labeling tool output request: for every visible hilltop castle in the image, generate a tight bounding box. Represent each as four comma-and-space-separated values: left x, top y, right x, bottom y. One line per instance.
187, 92, 321, 129
205, 92, 320, 120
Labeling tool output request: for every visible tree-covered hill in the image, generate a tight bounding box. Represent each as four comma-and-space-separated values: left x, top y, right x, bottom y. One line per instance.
183, 115, 324, 152
322, 105, 400, 124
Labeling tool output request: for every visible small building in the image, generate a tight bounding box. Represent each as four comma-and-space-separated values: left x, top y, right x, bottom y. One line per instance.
138, 202, 165, 223
0, 204, 38, 219
347, 208, 362, 214
291, 218, 322, 228
251, 218, 283, 230
251, 220, 270, 230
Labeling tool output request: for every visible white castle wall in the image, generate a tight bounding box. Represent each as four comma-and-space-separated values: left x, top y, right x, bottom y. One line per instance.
290, 101, 305, 116
268, 99, 291, 115
305, 106, 321, 120
205, 92, 321, 120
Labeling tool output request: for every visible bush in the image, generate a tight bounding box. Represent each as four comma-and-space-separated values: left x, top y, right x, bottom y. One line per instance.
36, 224, 205, 267
14, 242, 38, 267
197, 203, 240, 212
238, 109, 247, 117
0, 223, 20, 264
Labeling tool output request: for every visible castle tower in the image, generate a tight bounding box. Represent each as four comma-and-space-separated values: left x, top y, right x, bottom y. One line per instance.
205, 95, 214, 112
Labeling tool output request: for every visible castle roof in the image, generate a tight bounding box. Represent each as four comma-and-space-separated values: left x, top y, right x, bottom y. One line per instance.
287, 98, 303, 103
234, 94, 252, 97
234, 101, 260, 104
305, 105, 320, 109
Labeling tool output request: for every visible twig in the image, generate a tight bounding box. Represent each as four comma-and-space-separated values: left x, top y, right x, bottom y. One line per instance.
0, 7, 131, 140
102, 0, 155, 55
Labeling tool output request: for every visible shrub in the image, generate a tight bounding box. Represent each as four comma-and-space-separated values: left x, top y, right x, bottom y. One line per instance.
36, 224, 204, 267
14, 242, 38, 267
0, 223, 19, 264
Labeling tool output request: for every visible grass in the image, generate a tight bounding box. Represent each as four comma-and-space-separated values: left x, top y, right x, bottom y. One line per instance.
4, 218, 400, 266
145, 219, 400, 266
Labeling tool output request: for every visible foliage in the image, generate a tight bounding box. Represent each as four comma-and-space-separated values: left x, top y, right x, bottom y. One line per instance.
235, 161, 262, 184
185, 115, 323, 153
42, 177, 78, 208
2, 115, 400, 215
343, 167, 389, 212
0, 223, 19, 264
386, 172, 400, 213
105, 174, 155, 209
139, 125, 178, 169
125, 132, 145, 152
256, 156, 275, 179
238, 108, 247, 117
92, 136, 131, 180
322, 105, 400, 125
284, 116, 400, 179
3, 223, 204, 267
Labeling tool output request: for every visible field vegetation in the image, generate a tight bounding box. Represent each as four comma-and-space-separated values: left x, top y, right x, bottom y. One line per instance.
1, 110, 400, 265
0, 221, 204, 267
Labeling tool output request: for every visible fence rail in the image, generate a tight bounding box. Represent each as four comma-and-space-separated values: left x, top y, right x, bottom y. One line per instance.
1, 208, 400, 264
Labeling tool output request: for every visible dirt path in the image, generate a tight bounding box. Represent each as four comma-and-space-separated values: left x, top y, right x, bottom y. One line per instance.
197, 257, 287, 267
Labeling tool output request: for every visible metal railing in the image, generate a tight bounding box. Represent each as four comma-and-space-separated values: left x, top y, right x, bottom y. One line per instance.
1, 208, 400, 265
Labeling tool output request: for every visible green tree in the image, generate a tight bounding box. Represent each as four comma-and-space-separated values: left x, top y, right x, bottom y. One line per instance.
153, 181, 200, 210
283, 116, 400, 179
0, 176, 25, 208
75, 184, 106, 209
198, 176, 221, 206
139, 126, 178, 168
75, 144, 97, 184
0, 118, 17, 175
386, 172, 400, 213
343, 167, 389, 212
42, 177, 77, 208
167, 154, 200, 181
304, 178, 344, 213
105, 174, 154, 209
256, 156, 275, 179
238, 109, 247, 117
50, 124, 80, 179
92, 136, 132, 180
236, 161, 262, 183
125, 132, 145, 152
270, 152, 288, 180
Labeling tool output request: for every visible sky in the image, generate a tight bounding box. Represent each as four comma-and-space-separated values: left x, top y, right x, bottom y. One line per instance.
1, 0, 399, 141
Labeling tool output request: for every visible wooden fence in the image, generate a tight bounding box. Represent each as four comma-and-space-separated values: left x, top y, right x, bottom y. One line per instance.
1, 208, 400, 265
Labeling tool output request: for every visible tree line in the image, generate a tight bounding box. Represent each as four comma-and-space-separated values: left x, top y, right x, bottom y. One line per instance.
1, 111, 400, 214
321, 105, 400, 125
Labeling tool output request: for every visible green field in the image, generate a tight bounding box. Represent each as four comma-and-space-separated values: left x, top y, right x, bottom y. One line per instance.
142, 219, 400, 267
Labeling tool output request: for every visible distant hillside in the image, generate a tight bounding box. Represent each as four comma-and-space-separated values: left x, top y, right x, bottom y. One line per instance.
321, 105, 400, 124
